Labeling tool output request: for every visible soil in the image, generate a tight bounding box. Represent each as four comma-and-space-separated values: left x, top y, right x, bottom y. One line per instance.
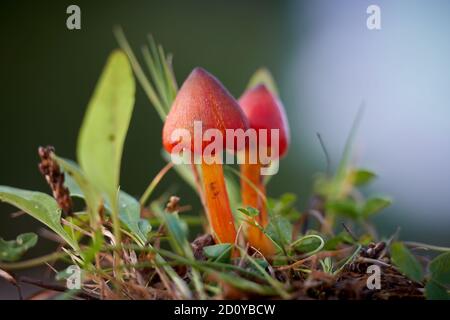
190, 234, 425, 300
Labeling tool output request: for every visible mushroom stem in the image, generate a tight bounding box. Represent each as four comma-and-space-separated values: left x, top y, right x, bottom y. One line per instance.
201, 158, 237, 244
241, 152, 275, 256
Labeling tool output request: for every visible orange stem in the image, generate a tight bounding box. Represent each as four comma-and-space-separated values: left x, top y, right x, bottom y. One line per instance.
201, 160, 237, 244
241, 158, 275, 256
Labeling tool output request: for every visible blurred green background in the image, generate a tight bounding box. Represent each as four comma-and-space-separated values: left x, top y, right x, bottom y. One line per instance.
1, 0, 449, 297
0, 0, 297, 247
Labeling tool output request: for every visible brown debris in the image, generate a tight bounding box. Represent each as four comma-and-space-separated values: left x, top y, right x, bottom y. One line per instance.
191, 233, 215, 260
360, 241, 386, 259
165, 195, 181, 212
38, 146, 73, 215
336, 266, 424, 300
291, 266, 424, 300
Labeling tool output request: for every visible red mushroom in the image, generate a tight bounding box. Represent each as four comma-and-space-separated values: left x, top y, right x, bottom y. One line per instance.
238, 84, 290, 256
163, 67, 248, 244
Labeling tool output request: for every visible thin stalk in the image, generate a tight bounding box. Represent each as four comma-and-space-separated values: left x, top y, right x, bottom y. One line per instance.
240, 151, 275, 256
140, 162, 173, 205
109, 190, 122, 280
158, 46, 178, 99
403, 241, 450, 252
128, 247, 276, 296
150, 203, 206, 299
237, 247, 290, 299
113, 26, 166, 120
0, 252, 67, 270
322, 105, 365, 233
201, 157, 237, 244
290, 234, 325, 256
104, 244, 270, 282
110, 192, 122, 246
333, 245, 362, 275
141, 45, 170, 110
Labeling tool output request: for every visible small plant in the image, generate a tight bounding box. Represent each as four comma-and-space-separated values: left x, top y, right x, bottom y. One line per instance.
0, 30, 449, 300
238, 83, 290, 256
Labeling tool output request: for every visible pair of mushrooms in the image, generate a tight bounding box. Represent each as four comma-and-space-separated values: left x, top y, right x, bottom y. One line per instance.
162, 68, 289, 256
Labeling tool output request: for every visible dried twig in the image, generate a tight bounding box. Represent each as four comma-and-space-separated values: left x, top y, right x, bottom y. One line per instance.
38, 146, 73, 215
19, 276, 98, 300
0, 269, 23, 299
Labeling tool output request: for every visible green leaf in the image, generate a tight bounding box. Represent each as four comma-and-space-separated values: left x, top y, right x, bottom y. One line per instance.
391, 242, 423, 282
362, 197, 392, 218
278, 193, 297, 207
245, 258, 269, 277
320, 257, 334, 274
103, 191, 151, 246
118, 192, 151, 245
77, 50, 135, 243
0, 233, 38, 262
277, 193, 297, 215
203, 244, 232, 263
0, 186, 79, 251
268, 193, 297, 216
77, 50, 135, 199
238, 207, 260, 218
425, 280, 449, 300
151, 203, 189, 255
352, 169, 377, 186
246, 68, 279, 96
292, 235, 324, 254
265, 214, 292, 249
429, 252, 450, 285
324, 232, 355, 250
326, 199, 359, 219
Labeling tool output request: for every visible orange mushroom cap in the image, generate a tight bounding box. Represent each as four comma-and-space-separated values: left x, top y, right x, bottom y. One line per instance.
238, 84, 290, 158
163, 67, 249, 154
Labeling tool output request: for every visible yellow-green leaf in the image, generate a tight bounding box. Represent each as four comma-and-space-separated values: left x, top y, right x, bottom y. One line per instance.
77, 50, 135, 199
351, 169, 377, 186
246, 68, 279, 96
362, 197, 392, 218
326, 199, 359, 219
